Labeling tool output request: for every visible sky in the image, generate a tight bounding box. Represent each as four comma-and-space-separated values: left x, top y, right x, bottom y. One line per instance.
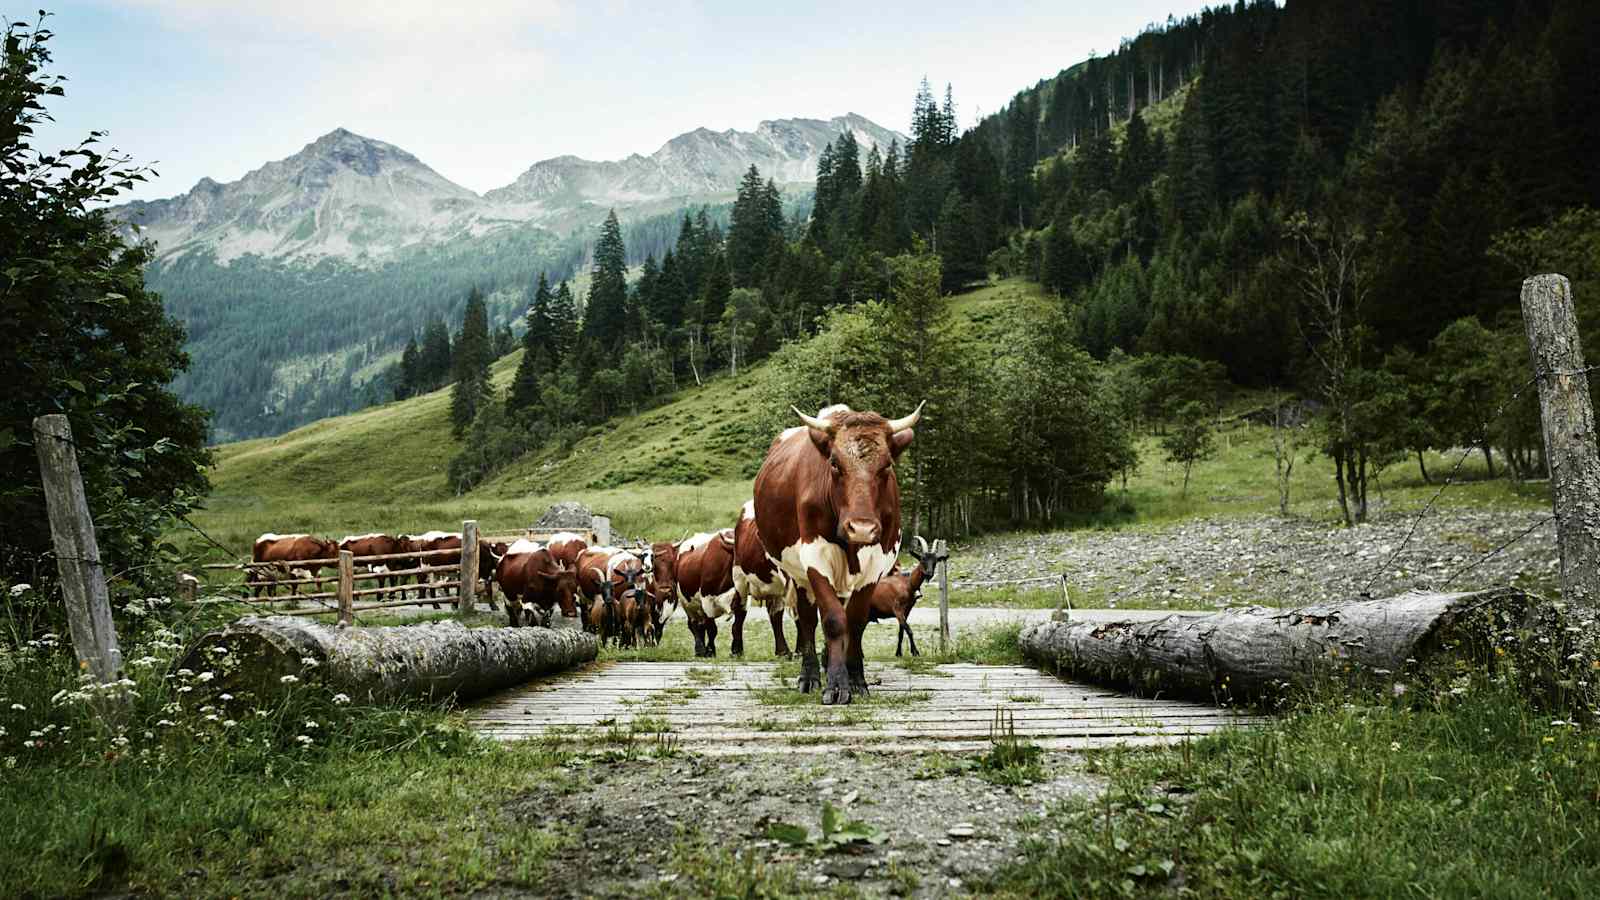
20, 1, 1218, 203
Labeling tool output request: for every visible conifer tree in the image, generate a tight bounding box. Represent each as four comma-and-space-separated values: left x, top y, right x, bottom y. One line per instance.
420, 319, 452, 389
729, 165, 770, 287
449, 288, 492, 436
549, 281, 579, 366
396, 336, 421, 400
582, 210, 629, 352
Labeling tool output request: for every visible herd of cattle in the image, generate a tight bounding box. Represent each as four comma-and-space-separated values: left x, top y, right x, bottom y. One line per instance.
248, 402, 932, 705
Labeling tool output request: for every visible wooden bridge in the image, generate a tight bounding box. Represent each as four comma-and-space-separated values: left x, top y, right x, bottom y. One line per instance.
466, 659, 1262, 754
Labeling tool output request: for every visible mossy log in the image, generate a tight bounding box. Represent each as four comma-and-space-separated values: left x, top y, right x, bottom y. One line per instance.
1019, 588, 1570, 703
179, 616, 597, 703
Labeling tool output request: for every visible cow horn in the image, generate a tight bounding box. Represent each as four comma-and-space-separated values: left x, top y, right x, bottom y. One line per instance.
914, 535, 928, 555
792, 405, 835, 432
886, 400, 926, 434
589, 567, 605, 580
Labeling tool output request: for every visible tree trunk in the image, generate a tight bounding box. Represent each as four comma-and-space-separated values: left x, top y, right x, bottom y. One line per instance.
1416, 450, 1431, 485
1019, 588, 1566, 703
1333, 450, 1353, 527
179, 616, 597, 704
1481, 442, 1496, 479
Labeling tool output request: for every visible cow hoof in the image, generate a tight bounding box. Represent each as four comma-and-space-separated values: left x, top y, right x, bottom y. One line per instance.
797, 671, 820, 693
849, 677, 870, 699
822, 684, 852, 705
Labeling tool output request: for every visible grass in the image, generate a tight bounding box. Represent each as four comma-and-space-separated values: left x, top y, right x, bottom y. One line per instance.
989, 675, 1600, 898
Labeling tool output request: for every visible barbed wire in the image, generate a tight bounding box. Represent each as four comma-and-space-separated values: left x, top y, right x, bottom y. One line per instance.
1361, 363, 1598, 597
1441, 514, 1557, 588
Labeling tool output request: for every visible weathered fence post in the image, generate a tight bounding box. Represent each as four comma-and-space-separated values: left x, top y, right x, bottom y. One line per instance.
1521, 274, 1600, 652
460, 519, 479, 617
337, 550, 355, 626
31, 414, 122, 683
936, 539, 950, 653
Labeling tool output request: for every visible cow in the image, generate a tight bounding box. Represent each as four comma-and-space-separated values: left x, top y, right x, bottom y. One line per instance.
584, 571, 619, 645
617, 586, 649, 648
671, 529, 743, 658
244, 561, 316, 600
494, 539, 580, 627
753, 401, 924, 704
855, 536, 941, 657
251, 533, 337, 598
731, 500, 795, 657
338, 533, 409, 595
576, 547, 648, 608
411, 531, 505, 609
646, 541, 682, 644
546, 532, 589, 569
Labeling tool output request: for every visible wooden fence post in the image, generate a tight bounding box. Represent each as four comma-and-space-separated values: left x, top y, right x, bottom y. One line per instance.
460, 520, 479, 617
1521, 274, 1600, 647
337, 550, 355, 626
936, 539, 950, 653
31, 414, 122, 683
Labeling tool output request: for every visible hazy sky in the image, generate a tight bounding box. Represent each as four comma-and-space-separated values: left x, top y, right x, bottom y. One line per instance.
22, 1, 1216, 203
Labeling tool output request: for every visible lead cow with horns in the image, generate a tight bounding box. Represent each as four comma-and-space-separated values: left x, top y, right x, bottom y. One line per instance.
753, 401, 924, 704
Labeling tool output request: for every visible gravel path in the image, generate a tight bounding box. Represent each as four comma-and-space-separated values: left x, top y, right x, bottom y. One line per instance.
950, 506, 1558, 610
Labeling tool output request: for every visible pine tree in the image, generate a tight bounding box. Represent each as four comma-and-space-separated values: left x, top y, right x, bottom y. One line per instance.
396, 336, 421, 400
653, 249, 687, 331
420, 318, 452, 389
728, 165, 769, 287
449, 287, 492, 436
549, 281, 579, 366
811, 141, 836, 246
524, 272, 554, 360
582, 210, 629, 352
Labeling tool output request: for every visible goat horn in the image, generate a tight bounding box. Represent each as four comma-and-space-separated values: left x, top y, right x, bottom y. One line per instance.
886, 400, 926, 434
792, 405, 834, 432
913, 535, 928, 555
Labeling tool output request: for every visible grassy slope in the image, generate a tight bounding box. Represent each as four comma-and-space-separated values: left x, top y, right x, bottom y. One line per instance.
188, 278, 1058, 556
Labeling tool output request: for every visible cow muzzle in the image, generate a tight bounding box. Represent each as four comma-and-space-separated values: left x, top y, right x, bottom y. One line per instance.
841, 519, 881, 546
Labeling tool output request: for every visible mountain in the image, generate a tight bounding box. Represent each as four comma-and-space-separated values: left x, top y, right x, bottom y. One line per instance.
113, 115, 905, 442
486, 114, 903, 225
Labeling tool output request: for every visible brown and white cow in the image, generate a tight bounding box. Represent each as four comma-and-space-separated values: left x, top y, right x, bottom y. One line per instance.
576, 547, 648, 606
731, 500, 794, 657
753, 401, 923, 704
494, 539, 579, 627
251, 533, 338, 598
646, 541, 682, 644
546, 532, 589, 570
338, 533, 409, 594
855, 535, 941, 657
672, 529, 742, 657
411, 531, 504, 609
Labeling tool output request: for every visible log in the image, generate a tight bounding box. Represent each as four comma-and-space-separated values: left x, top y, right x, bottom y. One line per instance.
177, 616, 598, 704
1018, 588, 1568, 703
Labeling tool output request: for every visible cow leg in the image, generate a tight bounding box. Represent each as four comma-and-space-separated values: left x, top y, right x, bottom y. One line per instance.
687, 616, 705, 657
794, 588, 821, 694
845, 591, 871, 699
903, 618, 920, 657
805, 570, 851, 705
768, 604, 791, 658
730, 596, 747, 658
705, 616, 719, 658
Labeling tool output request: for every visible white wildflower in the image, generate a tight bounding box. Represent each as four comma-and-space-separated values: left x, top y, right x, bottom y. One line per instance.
177, 686, 193, 694
110, 736, 130, 748
1390, 741, 1401, 752
1391, 683, 1409, 697
131, 656, 161, 668
156, 719, 175, 728
50, 689, 68, 705
9, 703, 24, 711
23, 740, 36, 749
175, 668, 194, 678
219, 693, 233, 702
9, 584, 30, 596
299, 657, 319, 669
331, 693, 351, 705
204, 714, 219, 722
304, 720, 318, 730
222, 720, 237, 729
279, 675, 299, 685
295, 735, 314, 745
197, 672, 215, 683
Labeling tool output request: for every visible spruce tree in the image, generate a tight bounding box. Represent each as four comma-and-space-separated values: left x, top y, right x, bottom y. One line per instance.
699, 249, 733, 336
524, 272, 554, 360
582, 210, 629, 352
397, 336, 421, 400
729, 165, 769, 287
420, 319, 452, 389
449, 288, 492, 436
549, 281, 579, 366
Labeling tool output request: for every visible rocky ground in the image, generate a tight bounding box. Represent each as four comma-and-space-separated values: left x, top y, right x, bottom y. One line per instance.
952, 506, 1558, 609
506, 750, 1102, 898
